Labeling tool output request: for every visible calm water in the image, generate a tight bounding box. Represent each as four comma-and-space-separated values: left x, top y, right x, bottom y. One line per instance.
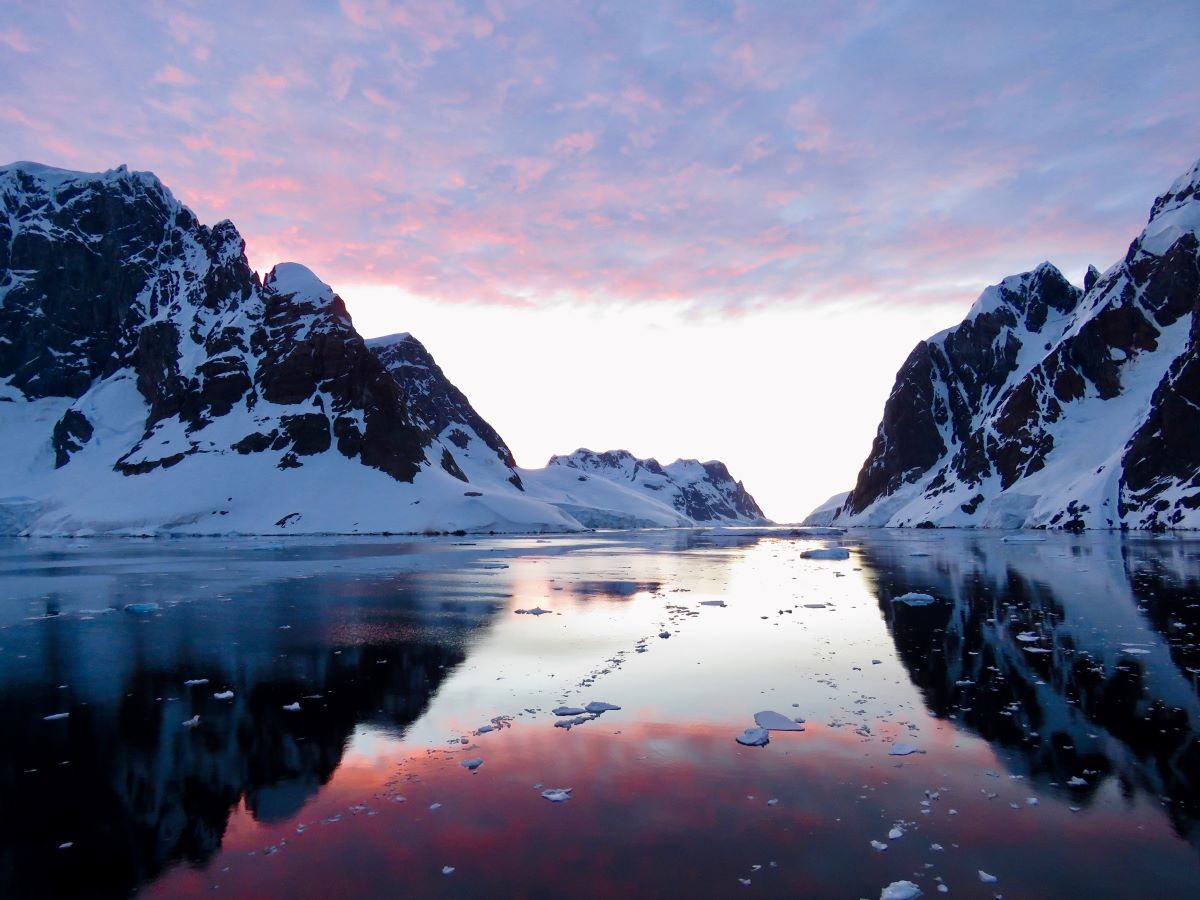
1, 529, 1199, 898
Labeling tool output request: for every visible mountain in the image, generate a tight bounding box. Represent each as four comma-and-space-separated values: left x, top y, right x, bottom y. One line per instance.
816, 157, 1200, 530
0, 161, 765, 535
520, 448, 769, 528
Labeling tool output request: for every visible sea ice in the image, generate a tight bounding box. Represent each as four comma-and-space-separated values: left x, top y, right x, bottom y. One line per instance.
888, 825, 904, 839
978, 870, 998, 883
213, 691, 234, 700
184, 678, 209, 686
584, 701, 621, 713
880, 880, 923, 899
515, 607, 552, 615
699, 600, 727, 607
1002, 534, 1045, 543
892, 592, 936, 606
753, 710, 805, 731
182, 715, 199, 727
1067, 776, 1087, 786
43, 713, 69, 721
282, 702, 301, 712
442, 866, 455, 875
888, 743, 923, 756
800, 548, 850, 560
871, 840, 888, 851
736, 727, 770, 747
461, 758, 483, 770
541, 788, 572, 802
1015, 632, 1040, 642
123, 602, 159, 614
553, 706, 586, 716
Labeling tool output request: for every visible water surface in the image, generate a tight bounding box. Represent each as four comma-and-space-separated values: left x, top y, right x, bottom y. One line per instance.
2, 529, 1199, 898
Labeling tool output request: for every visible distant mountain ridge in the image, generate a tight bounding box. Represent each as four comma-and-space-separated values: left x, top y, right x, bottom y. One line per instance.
812, 156, 1200, 530
0, 161, 766, 535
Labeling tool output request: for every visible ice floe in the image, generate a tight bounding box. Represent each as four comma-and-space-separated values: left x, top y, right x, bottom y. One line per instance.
736, 726, 770, 746
978, 870, 998, 883
888, 743, 924, 756
880, 880, 923, 899
892, 592, 936, 606
753, 710, 805, 731
584, 701, 621, 713
123, 602, 159, 614
515, 607, 552, 616
460, 758, 483, 770
282, 702, 301, 712
800, 548, 850, 560
541, 788, 572, 802
213, 690, 234, 700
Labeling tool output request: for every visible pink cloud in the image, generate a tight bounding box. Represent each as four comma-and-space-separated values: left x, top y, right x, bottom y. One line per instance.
151, 64, 195, 87
553, 130, 596, 156
0, 29, 33, 53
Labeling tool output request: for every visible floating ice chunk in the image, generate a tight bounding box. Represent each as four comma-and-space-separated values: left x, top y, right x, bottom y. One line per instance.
880, 880, 923, 899
553, 706, 586, 716
1015, 632, 1040, 643
1121, 647, 1151, 655
1026, 797, 1039, 806
767, 798, 779, 806
461, 758, 483, 770
800, 548, 850, 560
282, 702, 301, 712
213, 690, 234, 700
1066, 776, 1088, 787
937, 886, 948, 894
477, 724, 495, 734
871, 840, 888, 851
429, 802, 442, 810
442, 866, 455, 875
888, 824, 904, 840
804, 603, 827, 609
1023, 647, 1053, 654
978, 870, 998, 883
699, 600, 727, 607
930, 843, 943, 851
736, 727, 770, 747
58, 842, 73, 850
43, 713, 70, 721
658, 631, 671, 638
123, 602, 159, 614
184, 678, 209, 686
888, 743, 924, 756
892, 592, 936, 606
585, 701, 621, 713
754, 710, 805, 731
554, 715, 596, 729
1002, 534, 1045, 543
515, 607, 552, 615
541, 788, 572, 802
182, 715, 200, 728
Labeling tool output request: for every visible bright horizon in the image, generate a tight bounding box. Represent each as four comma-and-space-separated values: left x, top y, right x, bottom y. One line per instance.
3, 1, 1198, 521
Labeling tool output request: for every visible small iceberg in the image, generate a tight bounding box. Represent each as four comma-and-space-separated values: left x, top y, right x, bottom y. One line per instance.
515, 607, 552, 616
978, 870, 998, 883
753, 710, 805, 731
213, 690, 234, 700
892, 592, 936, 606
460, 758, 483, 770
553, 706, 586, 716
870, 840, 888, 851
800, 548, 850, 560
880, 880, 923, 900
888, 743, 924, 756
184, 678, 209, 686
736, 727, 770, 747
182, 715, 200, 728
1002, 534, 1045, 543
43, 712, 70, 721
282, 702, 301, 712
541, 787, 572, 802
124, 602, 160, 614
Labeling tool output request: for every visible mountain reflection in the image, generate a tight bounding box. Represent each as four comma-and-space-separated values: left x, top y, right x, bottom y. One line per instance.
0, 572, 490, 900
857, 532, 1200, 852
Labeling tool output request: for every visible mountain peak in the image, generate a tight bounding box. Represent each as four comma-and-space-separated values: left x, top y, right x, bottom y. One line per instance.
263, 263, 333, 301
1140, 156, 1200, 257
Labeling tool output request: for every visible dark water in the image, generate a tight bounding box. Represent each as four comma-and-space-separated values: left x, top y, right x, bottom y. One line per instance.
1, 530, 1198, 898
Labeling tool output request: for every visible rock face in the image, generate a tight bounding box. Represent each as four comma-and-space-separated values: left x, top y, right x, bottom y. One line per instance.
0, 162, 766, 535
534, 449, 768, 525
821, 157, 1200, 530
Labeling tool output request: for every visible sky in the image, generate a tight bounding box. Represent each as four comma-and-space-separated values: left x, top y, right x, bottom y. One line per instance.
2, 1, 1199, 521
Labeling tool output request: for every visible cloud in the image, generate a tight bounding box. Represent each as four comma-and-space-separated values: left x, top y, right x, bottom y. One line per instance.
553, 131, 596, 156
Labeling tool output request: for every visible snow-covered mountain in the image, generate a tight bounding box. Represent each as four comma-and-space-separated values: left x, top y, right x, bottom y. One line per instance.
520, 449, 769, 529
816, 156, 1200, 530
0, 161, 765, 535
